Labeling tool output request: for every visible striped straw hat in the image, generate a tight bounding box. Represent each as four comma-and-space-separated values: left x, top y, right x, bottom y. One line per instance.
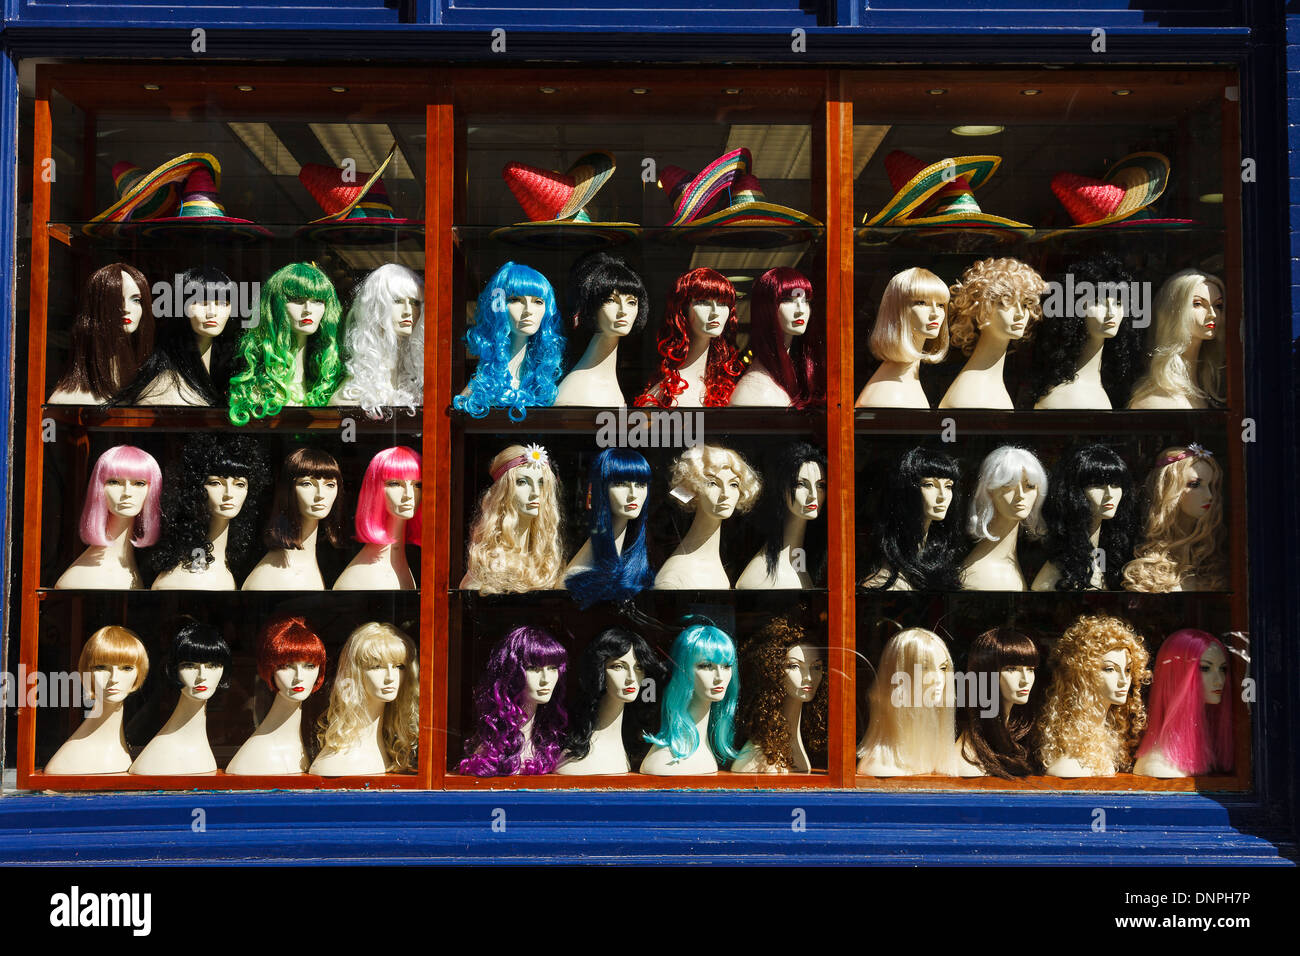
83, 153, 219, 238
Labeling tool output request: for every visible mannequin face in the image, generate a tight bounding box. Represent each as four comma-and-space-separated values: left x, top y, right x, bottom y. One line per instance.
694, 659, 732, 704
104, 476, 149, 519
524, 664, 559, 705
89, 663, 139, 703
700, 467, 741, 519
285, 297, 326, 335
507, 295, 546, 336
607, 480, 646, 521
990, 470, 1039, 524
186, 292, 232, 339
178, 661, 223, 701
120, 271, 144, 334
1098, 649, 1132, 705
783, 644, 824, 703
205, 475, 249, 520
1199, 642, 1227, 705
999, 665, 1035, 709
274, 661, 321, 702
596, 292, 638, 337
919, 653, 952, 707
1083, 294, 1124, 339
1176, 460, 1215, 521
688, 299, 729, 339
1187, 279, 1223, 342
509, 465, 546, 520
978, 290, 1032, 341
294, 475, 339, 522
919, 476, 954, 522
1084, 484, 1123, 522
390, 295, 421, 338
777, 291, 810, 338
906, 293, 946, 342
384, 478, 421, 521
604, 648, 645, 705
362, 660, 403, 703
787, 461, 827, 522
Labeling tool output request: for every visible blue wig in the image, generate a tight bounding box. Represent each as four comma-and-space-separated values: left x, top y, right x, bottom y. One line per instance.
645, 624, 740, 762
565, 448, 654, 607
453, 262, 565, 421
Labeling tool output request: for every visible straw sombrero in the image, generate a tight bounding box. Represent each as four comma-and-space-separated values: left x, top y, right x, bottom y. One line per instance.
297, 144, 422, 244
82, 153, 219, 238
1042, 151, 1192, 239
130, 166, 271, 242
491, 150, 639, 248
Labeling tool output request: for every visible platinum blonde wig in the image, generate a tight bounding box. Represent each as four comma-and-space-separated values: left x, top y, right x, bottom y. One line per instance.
870, 267, 950, 364
336, 263, 425, 419
947, 257, 1046, 356
1128, 270, 1225, 408
316, 622, 419, 772
465, 445, 564, 593
667, 445, 761, 514
857, 628, 961, 775
1122, 446, 1226, 592
967, 445, 1048, 542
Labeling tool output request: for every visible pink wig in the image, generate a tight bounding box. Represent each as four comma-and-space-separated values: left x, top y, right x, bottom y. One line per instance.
79, 445, 162, 547
355, 445, 423, 545
1136, 628, 1233, 775
748, 267, 825, 409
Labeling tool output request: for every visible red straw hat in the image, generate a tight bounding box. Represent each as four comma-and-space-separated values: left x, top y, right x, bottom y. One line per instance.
297, 144, 422, 244
493, 150, 639, 249
1048, 152, 1189, 228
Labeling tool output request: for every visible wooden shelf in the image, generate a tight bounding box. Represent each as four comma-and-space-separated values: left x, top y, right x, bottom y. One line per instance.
39, 405, 423, 434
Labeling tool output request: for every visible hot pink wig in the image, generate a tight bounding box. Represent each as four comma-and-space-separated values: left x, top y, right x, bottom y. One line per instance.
79, 445, 162, 547
748, 267, 825, 409
355, 445, 422, 545
1136, 628, 1233, 775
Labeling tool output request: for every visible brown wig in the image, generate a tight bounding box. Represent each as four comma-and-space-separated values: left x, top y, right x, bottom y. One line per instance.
736, 615, 829, 770
264, 447, 343, 550
956, 627, 1041, 778
53, 262, 155, 400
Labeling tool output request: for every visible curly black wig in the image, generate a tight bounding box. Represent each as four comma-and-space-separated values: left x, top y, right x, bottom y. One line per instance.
1039, 443, 1137, 591
561, 628, 666, 765
862, 446, 965, 591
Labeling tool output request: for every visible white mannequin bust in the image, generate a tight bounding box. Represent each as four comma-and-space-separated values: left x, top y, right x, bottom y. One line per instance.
955, 664, 1035, 777
243, 474, 338, 591
309, 658, 404, 776
135, 292, 231, 406
729, 290, 809, 407
334, 477, 419, 590
1034, 295, 1123, 409
1129, 277, 1222, 409
939, 290, 1032, 409
555, 291, 638, 407
1032, 482, 1122, 591
1044, 647, 1130, 777
54, 475, 150, 590
556, 648, 643, 775
961, 471, 1039, 591
49, 268, 143, 405
1134, 642, 1226, 777
732, 643, 822, 773
736, 460, 825, 589
226, 660, 321, 775
640, 659, 731, 775
130, 659, 223, 775
856, 289, 945, 409
564, 478, 645, 581
153, 475, 248, 590
44, 661, 143, 774
655, 466, 741, 590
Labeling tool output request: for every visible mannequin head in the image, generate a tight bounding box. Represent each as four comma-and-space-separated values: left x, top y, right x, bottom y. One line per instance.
265, 447, 343, 550
54, 262, 155, 401
1041, 443, 1137, 591
566, 448, 654, 607
228, 262, 344, 424
634, 268, 744, 408
947, 257, 1046, 355
453, 262, 564, 421
736, 615, 829, 771
355, 445, 422, 546
314, 622, 418, 772
165, 619, 231, 700
567, 251, 649, 336
563, 628, 665, 764
1136, 629, 1233, 775
666, 444, 761, 521
859, 628, 957, 775
956, 628, 1040, 778
1122, 445, 1226, 592
967, 446, 1047, 541
748, 267, 826, 409
459, 626, 569, 776
256, 615, 327, 700
865, 446, 965, 591
1131, 269, 1227, 406
79, 445, 162, 548
870, 267, 951, 366
337, 263, 425, 418
1038, 613, 1150, 774
79, 626, 149, 704
644, 623, 740, 762
752, 441, 827, 583
466, 444, 563, 594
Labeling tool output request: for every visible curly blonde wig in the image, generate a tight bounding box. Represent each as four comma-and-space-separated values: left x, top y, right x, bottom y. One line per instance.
316, 622, 419, 773
465, 445, 564, 593
1122, 447, 1226, 592
857, 627, 961, 775
1128, 270, 1225, 408
947, 257, 1047, 356
736, 616, 829, 770
667, 445, 760, 514
1037, 613, 1150, 775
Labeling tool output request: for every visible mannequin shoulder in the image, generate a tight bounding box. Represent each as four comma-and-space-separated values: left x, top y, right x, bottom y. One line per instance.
1030, 561, 1061, 592
1133, 747, 1185, 778
728, 368, 790, 407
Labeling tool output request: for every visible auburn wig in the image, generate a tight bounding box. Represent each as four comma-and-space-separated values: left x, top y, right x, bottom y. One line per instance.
1136, 629, 1233, 775
947, 257, 1046, 356
562, 628, 664, 765
264, 447, 343, 551
736, 616, 828, 771
1040, 443, 1137, 591
956, 627, 1041, 778
256, 615, 327, 694
1122, 446, 1225, 592
747, 267, 825, 409
355, 445, 422, 546
634, 267, 744, 408
565, 448, 653, 607
464, 444, 564, 594
79, 445, 162, 548
316, 622, 419, 773
862, 446, 964, 591
53, 262, 154, 401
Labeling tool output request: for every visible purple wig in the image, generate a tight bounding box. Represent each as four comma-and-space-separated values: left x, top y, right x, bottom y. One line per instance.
459, 626, 569, 776
1136, 629, 1233, 775
355, 445, 422, 545
80, 445, 162, 547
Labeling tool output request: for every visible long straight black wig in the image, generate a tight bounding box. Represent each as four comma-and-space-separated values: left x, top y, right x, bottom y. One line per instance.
1040, 443, 1137, 590
863, 446, 965, 591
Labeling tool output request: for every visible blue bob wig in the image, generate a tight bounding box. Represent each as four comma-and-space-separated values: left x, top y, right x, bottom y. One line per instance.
645, 623, 739, 762
565, 448, 654, 607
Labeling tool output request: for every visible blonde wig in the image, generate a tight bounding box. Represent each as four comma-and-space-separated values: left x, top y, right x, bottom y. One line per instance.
316, 622, 418, 773
869, 267, 950, 364
1122, 446, 1226, 592
79, 625, 149, 697
667, 445, 761, 514
1128, 270, 1226, 408
857, 627, 961, 775
1037, 613, 1150, 775
947, 257, 1047, 356
465, 444, 564, 593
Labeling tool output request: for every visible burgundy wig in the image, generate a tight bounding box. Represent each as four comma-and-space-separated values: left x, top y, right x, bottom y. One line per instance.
256, 615, 327, 694
747, 267, 825, 409
1136, 629, 1233, 775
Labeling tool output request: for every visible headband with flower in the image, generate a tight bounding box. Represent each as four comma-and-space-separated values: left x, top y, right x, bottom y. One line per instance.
1157, 443, 1213, 469
490, 443, 550, 483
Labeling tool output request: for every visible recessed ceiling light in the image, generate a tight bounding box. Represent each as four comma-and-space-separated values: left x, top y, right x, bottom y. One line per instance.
723, 88, 742, 95
1199, 193, 1224, 204
1113, 89, 1132, 96
236, 85, 254, 92
1020, 89, 1041, 96
142, 83, 160, 91
329, 86, 347, 93
951, 125, 1005, 137
927, 89, 947, 95
631, 88, 649, 95
539, 87, 557, 94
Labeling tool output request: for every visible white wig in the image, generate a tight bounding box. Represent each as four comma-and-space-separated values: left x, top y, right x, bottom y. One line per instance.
336, 263, 425, 419
967, 445, 1047, 541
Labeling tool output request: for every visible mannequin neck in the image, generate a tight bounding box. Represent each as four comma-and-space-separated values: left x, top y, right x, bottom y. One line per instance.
682, 334, 712, 379
985, 514, 1022, 556
258, 691, 304, 740
291, 331, 308, 389
99, 514, 137, 567
296, 515, 320, 557
594, 692, 626, 733
1182, 336, 1203, 373
159, 692, 207, 738
1073, 333, 1105, 385
610, 514, 629, 556
876, 358, 922, 384
513, 507, 535, 536
507, 330, 529, 388
782, 693, 804, 744
920, 516, 932, 549
966, 329, 1011, 374
195, 333, 213, 373
206, 513, 231, 566
688, 692, 712, 738
573, 331, 621, 375
782, 331, 794, 351
1088, 516, 1103, 547
679, 508, 724, 562
781, 511, 807, 556
75, 696, 127, 744
1002, 696, 1015, 721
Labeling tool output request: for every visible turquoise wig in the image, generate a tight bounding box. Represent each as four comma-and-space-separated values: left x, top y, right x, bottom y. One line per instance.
645, 624, 740, 761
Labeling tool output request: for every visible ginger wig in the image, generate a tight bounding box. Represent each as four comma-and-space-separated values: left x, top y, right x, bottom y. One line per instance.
634, 267, 744, 408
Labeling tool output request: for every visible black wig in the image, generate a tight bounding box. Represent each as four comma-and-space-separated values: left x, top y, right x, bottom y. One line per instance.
566, 251, 649, 335
753, 441, 828, 584
1039, 442, 1136, 591
863, 446, 965, 591
561, 628, 665, 765
955, 627, 1041, 778
165, 617, 232, 690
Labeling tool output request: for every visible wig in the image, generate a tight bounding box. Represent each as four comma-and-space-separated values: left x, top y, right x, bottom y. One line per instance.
113, 265, 234, 407
453, 262, 565, 421
355, 445, 422, 546
955, 628, 1040, 778
1039, 443, 1137, 591
858, 628, 961, 775
1027, 254, 1143, 407
947, 257, 1047, 356
79, 445, 162, 548
562, 628, 665, 764
1129, 269, 1226, 407
565, 448, 654, 607
752, 441, 827, 584
335, 263, 425, 419
869, 266, 950, 365
165, 618, 232, 690
264, 447, 344, 551
316, 622, 419, 773
747, 267, 825, 409
1122, 446, 1226, 592
53, 262, 155, 401
464, 444, 564, 594
736, 616, 829, 771
1037, 613, 1150, 774
967, 446, 1047, 542
228, 262, 344, 425
79, 625, 149, 693
1136, 629, 1233, 775
256, 615, 327, 694
666, 444, 761, 515
863, 446, 965, 591
150, 433, 269, 579
459, 626, 569, 776
633, 268, 744, 408
644, 624, 740, 762
567, 251, 649, 334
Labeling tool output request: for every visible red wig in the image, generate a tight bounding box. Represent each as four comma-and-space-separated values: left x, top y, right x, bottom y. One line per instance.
748, 267, 824, 409
256, 615, 327, 694
1136, 628, 1233, 775
634, 268, 743, 408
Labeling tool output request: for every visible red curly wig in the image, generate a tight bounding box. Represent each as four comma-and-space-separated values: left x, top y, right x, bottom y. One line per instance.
634, 267, 744, 408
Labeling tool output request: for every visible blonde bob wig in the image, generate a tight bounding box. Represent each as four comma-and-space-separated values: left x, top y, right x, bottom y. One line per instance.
465, 444, 564, 594
1122, 446, 1225, 592
316, 622, 418, 773
947, 257, 1047, 356
79, 625, 149, 697
869, 267, 950, 365
857, 627, 961, 775
1037, 613, 1150, 775
667, 444, 761, 514
1128, 270, 1225, 408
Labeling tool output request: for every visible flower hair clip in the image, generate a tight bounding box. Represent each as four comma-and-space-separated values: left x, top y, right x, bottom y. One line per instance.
1157, 443, 1213, 469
